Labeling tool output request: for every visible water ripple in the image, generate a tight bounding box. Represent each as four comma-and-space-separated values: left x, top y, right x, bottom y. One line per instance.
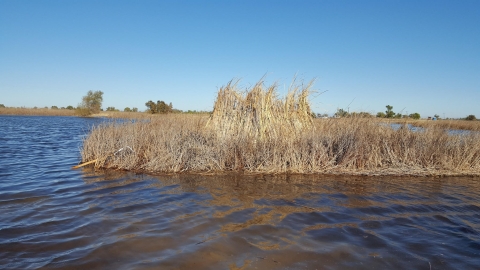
0, 116, 479, 269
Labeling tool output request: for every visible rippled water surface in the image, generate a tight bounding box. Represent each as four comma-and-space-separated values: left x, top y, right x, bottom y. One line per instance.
1, 115, 479, 269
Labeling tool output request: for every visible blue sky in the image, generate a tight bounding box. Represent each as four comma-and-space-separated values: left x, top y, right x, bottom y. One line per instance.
1, 0, 479, 118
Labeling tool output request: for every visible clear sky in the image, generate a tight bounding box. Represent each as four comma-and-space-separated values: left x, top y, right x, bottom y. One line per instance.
1, 0, 479, 118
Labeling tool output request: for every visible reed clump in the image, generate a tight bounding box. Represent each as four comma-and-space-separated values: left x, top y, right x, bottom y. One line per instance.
207, 78, 314, 140
79, 79, 480, 176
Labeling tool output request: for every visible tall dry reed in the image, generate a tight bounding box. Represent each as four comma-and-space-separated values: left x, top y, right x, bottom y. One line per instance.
207, 78, 314, 140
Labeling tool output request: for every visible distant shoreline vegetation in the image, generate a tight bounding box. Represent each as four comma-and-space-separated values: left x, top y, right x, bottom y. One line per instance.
0, 101, 476, 121
74, 79, 480, 176
0, 106, 77, 116
0, 106, 211, 116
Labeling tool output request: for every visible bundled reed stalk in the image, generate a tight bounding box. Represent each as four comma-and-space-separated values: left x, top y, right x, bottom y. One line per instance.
207, 78, 314, 141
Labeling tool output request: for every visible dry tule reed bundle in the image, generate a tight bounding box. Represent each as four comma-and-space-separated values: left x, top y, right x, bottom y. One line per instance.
207, 78, 314, 140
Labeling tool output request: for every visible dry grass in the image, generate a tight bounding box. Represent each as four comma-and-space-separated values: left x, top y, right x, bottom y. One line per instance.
400, 119, 480, 131
79, 115, 480, 176
91, 111, 153, 119
79, 80, 480, 176
0, 107, 76, 116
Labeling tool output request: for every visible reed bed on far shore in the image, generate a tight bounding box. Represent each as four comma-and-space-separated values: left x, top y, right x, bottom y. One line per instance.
92, 111, 153, 119
0, 107, 153, 118
401, 119, 480, 132
79, 80, 480, 176
0, 107, 76, 116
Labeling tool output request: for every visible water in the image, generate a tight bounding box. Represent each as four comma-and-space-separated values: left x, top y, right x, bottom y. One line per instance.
389, 123, 425, 132
1, 116, 479, 269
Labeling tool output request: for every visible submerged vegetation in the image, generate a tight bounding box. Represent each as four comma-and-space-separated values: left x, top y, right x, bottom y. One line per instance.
79, 79, 480, 176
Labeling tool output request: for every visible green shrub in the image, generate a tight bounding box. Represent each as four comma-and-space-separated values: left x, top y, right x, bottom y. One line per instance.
409, 113, 421, 120
466, 115, 477, 121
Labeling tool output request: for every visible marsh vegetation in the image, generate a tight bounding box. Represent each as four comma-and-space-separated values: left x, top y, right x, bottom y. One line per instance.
79, 79, 480, 176
0, 106, 77, 116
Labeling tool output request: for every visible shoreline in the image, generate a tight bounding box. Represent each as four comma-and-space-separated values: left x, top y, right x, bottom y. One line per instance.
78, 166, 480, 178
75, 165, 480, 180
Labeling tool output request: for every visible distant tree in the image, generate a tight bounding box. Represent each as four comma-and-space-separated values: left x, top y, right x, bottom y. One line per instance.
334, 108, 349, 118
385, 105, 395, 118
146, 100, 173, 114
76, 90, 103, 116
124, 107, 132, 112
132, 107, 138, 112
158, 101, 173, 113
376, 112, 386, 118
106, 107, 117, 111
145, 100, 157, 114
157, 101, 167, 113
409, 113, 421, 120
350, 112, 373, 118
434, 114, 440, 120
51, 106, 59, 110
66, 105, 74, 110
466, 115, 477, 121
395, 113, 402, 118
0, 104, 5, 108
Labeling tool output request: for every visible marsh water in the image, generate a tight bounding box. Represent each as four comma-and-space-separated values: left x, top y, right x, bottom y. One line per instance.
1, 116, 479, 269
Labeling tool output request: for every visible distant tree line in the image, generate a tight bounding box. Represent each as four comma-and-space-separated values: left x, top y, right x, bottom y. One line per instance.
329, 105, 422, 119
145, 100, 174, 114
332, 109, 374, 118
123, 107, 138, 112
5, 95, 477, 121
373, 105, 421, 119
466, 115, 477, 121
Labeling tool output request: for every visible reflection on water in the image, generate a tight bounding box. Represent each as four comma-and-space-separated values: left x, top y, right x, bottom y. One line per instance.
1, 116, 480, 269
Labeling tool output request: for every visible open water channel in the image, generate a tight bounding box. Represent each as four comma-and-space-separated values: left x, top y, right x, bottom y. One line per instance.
0, 115, 479, 269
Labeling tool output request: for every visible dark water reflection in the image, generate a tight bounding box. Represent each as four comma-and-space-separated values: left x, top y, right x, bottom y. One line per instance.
1, 116, 479, 269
